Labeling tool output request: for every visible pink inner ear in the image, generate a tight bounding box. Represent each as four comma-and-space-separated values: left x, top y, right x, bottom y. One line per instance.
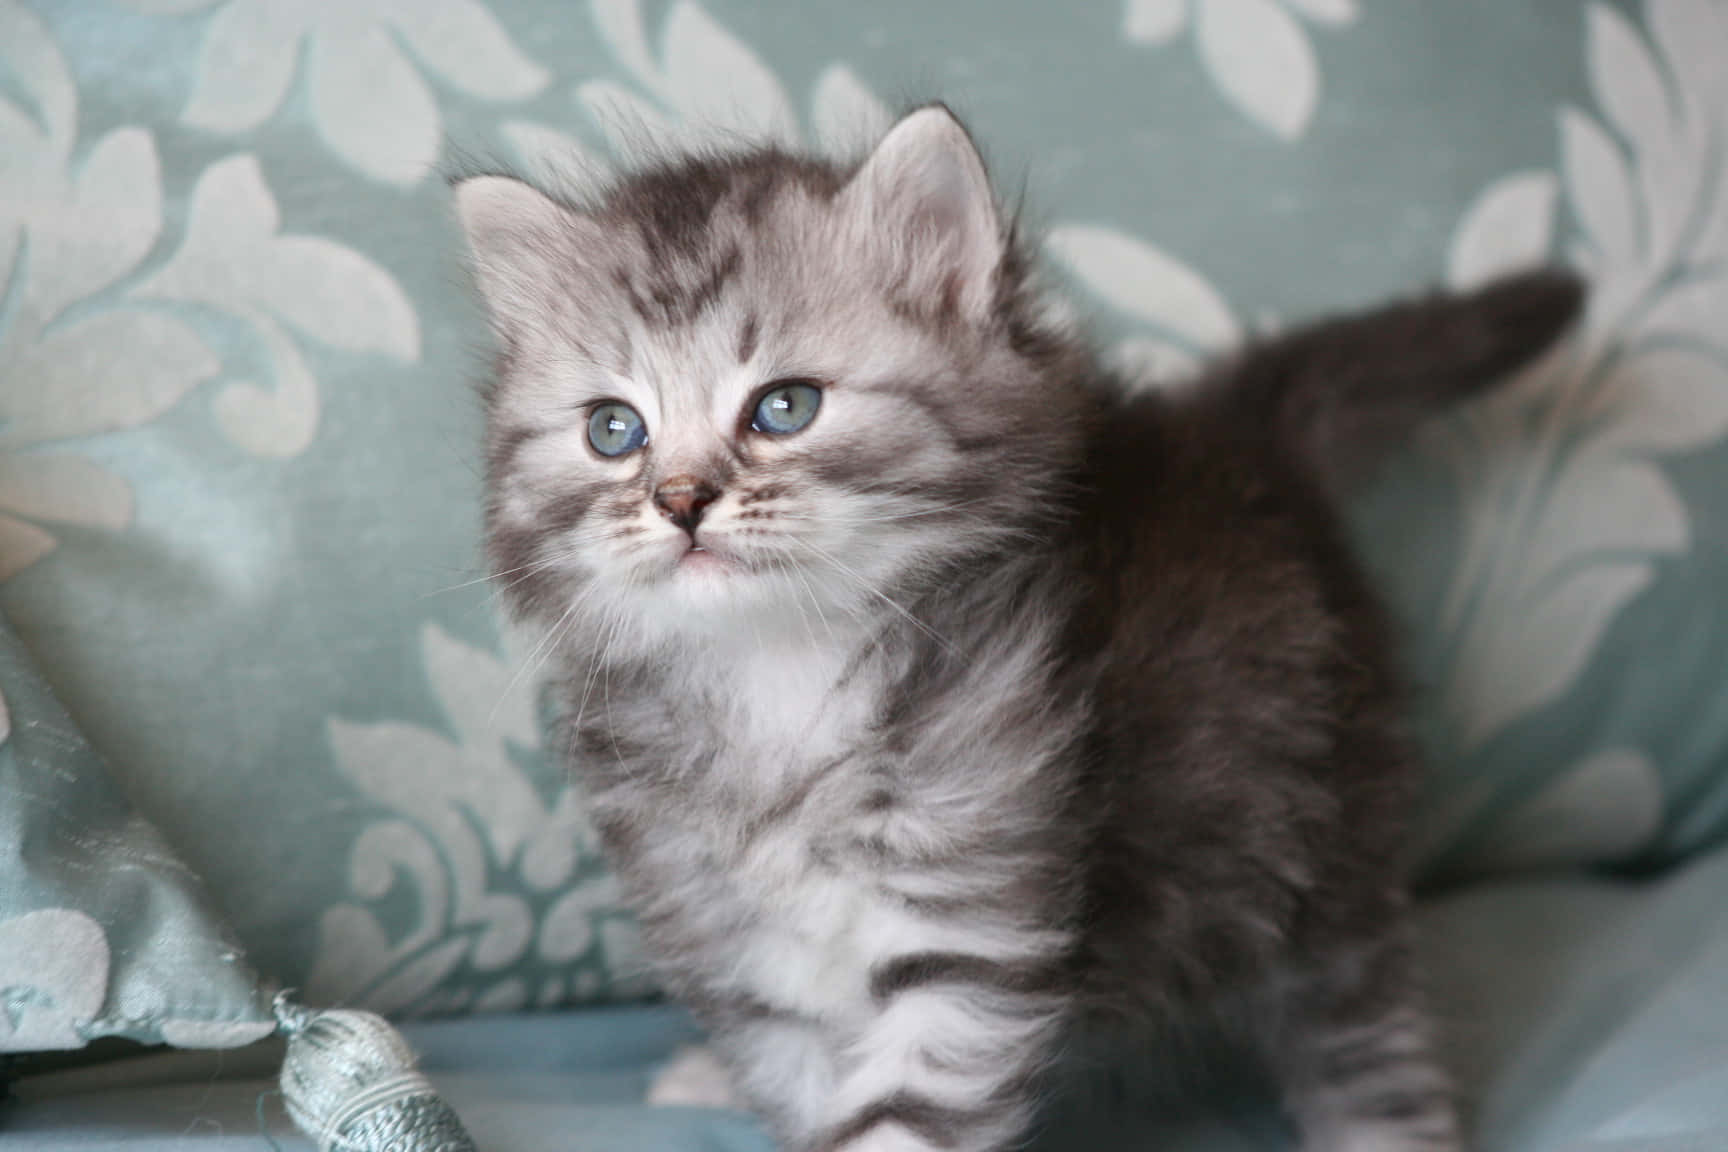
847, 109, 1004, 315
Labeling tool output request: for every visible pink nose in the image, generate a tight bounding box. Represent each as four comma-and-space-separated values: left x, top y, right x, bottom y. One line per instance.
654, 476, 720, 535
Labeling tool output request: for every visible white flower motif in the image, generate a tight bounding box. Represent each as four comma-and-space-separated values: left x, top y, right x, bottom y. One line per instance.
134, 154, 421, 458
511, 0, 889, 173
0, 0, 420, 579
1123, 0, 1358, 141
1045, 224, 1240, 385
308, 622, 642, 1015
1422, 0, 1728, 863
0, 910, 109, 1052
0, 1, 206, 579
128, 0, 550, 186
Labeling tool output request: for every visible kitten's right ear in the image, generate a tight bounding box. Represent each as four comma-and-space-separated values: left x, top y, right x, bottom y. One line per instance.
454, 175, 578, 335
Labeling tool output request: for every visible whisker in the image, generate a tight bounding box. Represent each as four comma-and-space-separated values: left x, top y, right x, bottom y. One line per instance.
574, 597, 623, 732
491, 585, 593, 727
772, 554, 822, 650
785, 555, 837, 644
788, 538, 957, 655
421, 525, 629, 599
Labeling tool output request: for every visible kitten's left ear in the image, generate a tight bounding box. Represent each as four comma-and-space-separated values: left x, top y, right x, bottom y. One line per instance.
843, 105, 1003, 318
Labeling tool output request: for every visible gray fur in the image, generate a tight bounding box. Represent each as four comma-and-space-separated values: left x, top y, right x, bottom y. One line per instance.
457, 105, 1584, 1152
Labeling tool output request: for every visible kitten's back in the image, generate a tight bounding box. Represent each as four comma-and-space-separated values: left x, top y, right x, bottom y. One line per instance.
1067, 269, 1584, 1007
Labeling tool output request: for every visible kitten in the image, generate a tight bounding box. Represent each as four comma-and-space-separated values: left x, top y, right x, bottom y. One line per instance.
455, 106, 1583, 1152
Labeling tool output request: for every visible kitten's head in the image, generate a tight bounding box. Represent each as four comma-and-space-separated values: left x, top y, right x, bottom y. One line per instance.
458, 106, 1088, 650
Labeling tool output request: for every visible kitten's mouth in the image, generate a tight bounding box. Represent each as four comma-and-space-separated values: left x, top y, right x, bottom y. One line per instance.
677, 542, 727, 572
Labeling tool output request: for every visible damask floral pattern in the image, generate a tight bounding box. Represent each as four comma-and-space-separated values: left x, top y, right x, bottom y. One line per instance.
1122, 0, 1357, 140
0, 0, 416, 579
4, 0, 1727, 1032
125, 0, 551, 185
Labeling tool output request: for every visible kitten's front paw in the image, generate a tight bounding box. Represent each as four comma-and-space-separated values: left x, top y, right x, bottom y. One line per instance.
647, 1044, 743, 1110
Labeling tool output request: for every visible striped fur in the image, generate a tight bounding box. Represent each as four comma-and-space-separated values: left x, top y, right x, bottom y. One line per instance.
457, 105, 1583, 1152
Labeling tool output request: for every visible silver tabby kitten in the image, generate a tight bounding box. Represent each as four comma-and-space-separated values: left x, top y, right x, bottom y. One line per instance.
456, 106, 1582, 1152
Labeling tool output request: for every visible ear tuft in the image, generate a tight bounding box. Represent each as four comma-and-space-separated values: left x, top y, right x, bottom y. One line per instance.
845, 106, 1002, 317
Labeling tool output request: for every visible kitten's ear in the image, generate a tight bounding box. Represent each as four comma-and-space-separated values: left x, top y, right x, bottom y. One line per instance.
843, 105, 1002, 318
454, 175, 584, 335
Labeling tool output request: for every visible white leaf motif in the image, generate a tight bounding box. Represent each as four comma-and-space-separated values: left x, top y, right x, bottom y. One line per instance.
421, 621, 539, 764
24, 128, 162, 329
0, 910, 109, 1052
1523, 450, 1688, 590
1124, 0, 1186, 44
309, 622, 618, 1014
660, 0, 798, 144
212, 311, 318, 458
1561, 107, 1639, 273
1599, 344, 1728, 456
121, 0, 222, 12
1433, 0, 1728, 781
0, 0, 75, 153
1471, 748, 1663, 871
1588, 5, 1673, 161
1638, 275, 1728, 345
1282, 0, 1357, 25
1111, 338, 1203, 390
1045, 225, 1239, 351
307, 25, 439, 187
0, 517, 56, 582
589, 0, 660, 91
581, 1, 885, 167
1446, 171, 1558, 291
0, 453, 131, 528
539, 874, 620, 963
0, 310, 218, 442
389, 0, 550, 102
1649, 0, 1728, 134
1194, 0, 1319, 141
139, 154, 419, 359
1452, 562, 1653, 749
167, 0, 549, 185
181, 0, 305, 134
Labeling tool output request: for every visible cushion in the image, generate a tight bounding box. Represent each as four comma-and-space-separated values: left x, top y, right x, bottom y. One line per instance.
3, 0, 1725, 1026
0, 607, 271, 1052
12, 845, 1728, 1149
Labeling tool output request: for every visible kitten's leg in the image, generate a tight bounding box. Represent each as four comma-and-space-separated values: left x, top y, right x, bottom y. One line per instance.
714, 1012, 841, 1138
648, 1045, 744, 1109
801, 955, 1068, 1152
1272, 935, 1461, 1152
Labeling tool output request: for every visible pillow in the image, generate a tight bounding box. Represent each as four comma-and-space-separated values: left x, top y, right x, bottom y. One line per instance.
3, 0, 1724, 1029
0, 608, 272, 1052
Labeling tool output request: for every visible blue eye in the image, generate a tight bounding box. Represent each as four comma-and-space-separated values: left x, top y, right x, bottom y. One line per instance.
752, 381, 822, 435
587, 402, 647, 457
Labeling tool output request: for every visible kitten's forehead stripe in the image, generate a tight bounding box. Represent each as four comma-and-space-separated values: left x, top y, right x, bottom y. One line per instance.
737, 314, 759, 365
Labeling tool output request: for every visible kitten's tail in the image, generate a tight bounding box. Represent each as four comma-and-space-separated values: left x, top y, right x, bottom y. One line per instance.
1225, 267, 1586, 478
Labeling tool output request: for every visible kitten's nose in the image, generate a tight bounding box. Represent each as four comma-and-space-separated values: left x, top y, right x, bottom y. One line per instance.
654, 475, 720, 536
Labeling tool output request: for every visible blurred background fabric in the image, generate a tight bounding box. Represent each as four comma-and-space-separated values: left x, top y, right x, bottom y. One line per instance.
2, 1, 1728, 1147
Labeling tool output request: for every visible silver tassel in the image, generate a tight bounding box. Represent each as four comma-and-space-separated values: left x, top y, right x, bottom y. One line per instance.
274, 992, 478, 1152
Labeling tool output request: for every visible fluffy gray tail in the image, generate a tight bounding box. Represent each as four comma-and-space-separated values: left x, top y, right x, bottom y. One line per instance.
1224, 268, 1586, 476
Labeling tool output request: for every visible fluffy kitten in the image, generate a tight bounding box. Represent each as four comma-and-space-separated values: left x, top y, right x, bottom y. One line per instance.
456, 106, 1583, 1152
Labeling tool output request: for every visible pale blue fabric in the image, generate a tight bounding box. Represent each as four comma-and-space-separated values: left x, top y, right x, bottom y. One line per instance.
10, 847, 1728, 1149
5, 0, 1728, 1059
0, 608, 271, 1051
